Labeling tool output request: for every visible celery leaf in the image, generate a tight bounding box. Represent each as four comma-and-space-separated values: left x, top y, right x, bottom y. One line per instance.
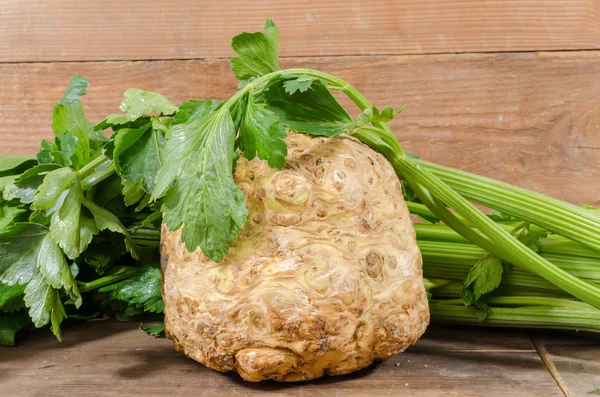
120, 88, 178, 120
113, 122, 165, 193
98, 265, 163, 313
265, 81, 352, 137
140, 322, 165, 338
231, 19, 280, 83
238, 94, 287, 168
152, 101, 247, 262
51, 76, 91, 170
461, 255, 504, 319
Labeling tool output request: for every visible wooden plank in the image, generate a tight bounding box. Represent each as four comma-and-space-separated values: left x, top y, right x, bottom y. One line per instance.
1, 51, 599, 204
1, 1, 600, 62
0, 320, 563, 396
533, 334, 600, 397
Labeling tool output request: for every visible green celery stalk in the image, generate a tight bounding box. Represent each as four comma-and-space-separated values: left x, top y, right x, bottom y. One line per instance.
429, 303, 600, 333
416, 159, 600, 253
418, 240, 600, 282
416, 223, 600, 258
423, 261, 555, 291
431, 281, 569, 299
395, 157, 600, 308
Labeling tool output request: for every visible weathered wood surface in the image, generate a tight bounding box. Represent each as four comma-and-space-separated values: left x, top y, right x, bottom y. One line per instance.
1, 51, 599, 205
533, 334, 600, 397
4, 320, 592, 397
1, 0, 600, 62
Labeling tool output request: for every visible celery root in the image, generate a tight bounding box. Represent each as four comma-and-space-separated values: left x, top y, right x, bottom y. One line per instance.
161, 133, 429, 382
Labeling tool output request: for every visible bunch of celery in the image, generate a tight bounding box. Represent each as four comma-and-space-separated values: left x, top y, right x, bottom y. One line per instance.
411, 203, 600, 333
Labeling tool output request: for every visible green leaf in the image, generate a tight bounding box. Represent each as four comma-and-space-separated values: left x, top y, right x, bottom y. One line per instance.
82, 198, 138, 259
265, 81, 352, 137
0, 223, 75, 340
238, 94, 287, 168
0, 282, 25, 312
37, 140, 54, 164
264, 18, 279, 49
113, 123, 165, 192
474, 307, 489, 322
461, 255, 504, 310
78, 216, 99, 254
352, 105, 405, 130
32, 168, 93, 259
93, 174, 125, 207
3, 164, 62, 204
120, 88, 178, 119
98, 265, 164, 313
94, 114, 152, 133
79, 240, 123, 274
135, 193, 152, 212
283, 75, 315, 95
95, 298, 145, 320
53, 133, 78, 168
231, 19, 280, 83
0, 176, 17, 194
134, 211, 162, 231
60, 75, 89, 105
88, 127, 109, 157
0, 206, 26, 232
488, 209, 520, 223
24, 270, 67, 340
70, 262, 79, 278
0, 155, 37, 177
514, 224, 548, 252
140, 322, 165, 337
153, 104, 247, 262
0, 312, 31, 346
152, 116, 171, 134
0, 224, 79, 304
36, 134, 87, 168
89, 128, 108, 152
122, 179, 145, 207
0, 223, 48, 286
102, 135, 117, 159
37, 232, 80, 303
173, 100, 223, 126
95, 114, 131, 130
401, 180, 422, 205
52, 76, 91, 170
99, 196, 129, 221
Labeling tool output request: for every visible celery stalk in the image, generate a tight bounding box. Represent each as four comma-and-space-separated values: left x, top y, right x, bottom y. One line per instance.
429, 303, 600, 333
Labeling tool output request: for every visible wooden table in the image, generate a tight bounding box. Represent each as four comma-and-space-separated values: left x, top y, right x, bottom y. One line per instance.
2, 320, 598, 396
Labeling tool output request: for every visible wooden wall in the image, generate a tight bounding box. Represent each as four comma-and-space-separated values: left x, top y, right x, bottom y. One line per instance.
1, 1, 598, 204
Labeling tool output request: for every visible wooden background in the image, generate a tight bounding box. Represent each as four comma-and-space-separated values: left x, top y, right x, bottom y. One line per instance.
2, 2, 600, 395
1, 0, 599, 205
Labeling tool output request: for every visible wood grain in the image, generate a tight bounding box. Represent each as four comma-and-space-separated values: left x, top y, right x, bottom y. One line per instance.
1, 0, 600, 62
0, 320, 566, 397
533, 334, 600, 397
1, 51, 599, 204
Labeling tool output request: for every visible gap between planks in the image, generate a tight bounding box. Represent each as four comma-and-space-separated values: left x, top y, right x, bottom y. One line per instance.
531, 337, 572, 397
431, 348, 537, 353
1, 47, 600, 66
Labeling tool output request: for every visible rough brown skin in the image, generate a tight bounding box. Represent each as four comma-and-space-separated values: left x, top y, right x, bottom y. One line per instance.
161, 133, 429, 382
